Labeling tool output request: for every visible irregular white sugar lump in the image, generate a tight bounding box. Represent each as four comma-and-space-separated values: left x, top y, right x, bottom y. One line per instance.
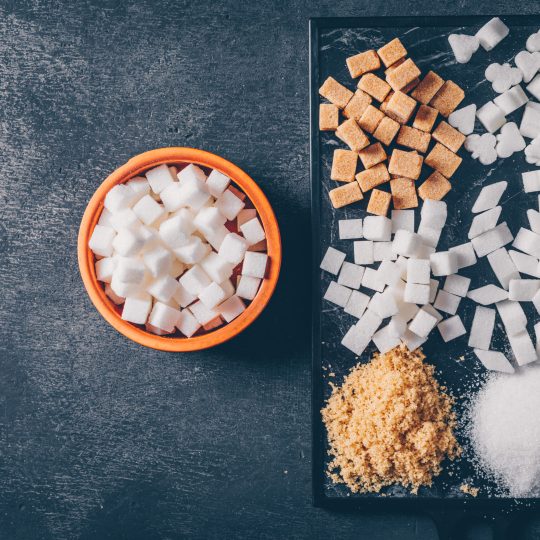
528, 209, 540, 234
468, 206, 501, 239
110, 208, 140, 232
467, 284, 508, 305
112, 228, 145, 257
344, 290, 370, 319
373, 242, 396, 262
193, 207, 226, 236
104, 184, 137, 213
475, 17, 509, 51
404, 282, 430, 305
337, 262, 364, 289
148, 301, 180, 332
189, 300, 220, 325
509, 249, 540, 277
105, 283, 125, 304
361, 267, 384, 292
471, 222, 513, 257
417, 223, 442, 249
143, 246, 172, 278
406, 258, 430, 285
513, 227, 540, 257
219, 233, 249, 265
89, 225, 116, 257
434, 290, 461, 315
391, 210, 414, 233
339, 219, 363, 239
363, 216, 392, 241
493, 85, 528, 115
420, 199, 447, 229
430, 251, 458, 276
236, 275, 261, 301
449, 242, 477, 269
216, 189, 245, 220
485, 63, 522, 93
198, 282, 227, 310
354, 240, 374, 265
508, 331, 538, 366
242, 252, 268, 279
368, 289, 398, 319
115, 257, 145, 285
145, 164, 176, 194
206, 169, 230, 197
508, 279, 540, 301
392, 229, 422, 257
515, 50, 540, 83
401, 329, 427, 352
408, 308, 438, 338
496, 300, 527, 336
377, 259, 402, 287
95, 257, 116, 283
471, 181, 507, 213
173, 281, 196, 308
523, 170, 540, 193
147, 275, 179, 303
496, 121, 526, 158
474, 350, 514, 374
448, 104, 477, 135
200, 252, 234, 283
372, 325, 401, 354
132, 194, 166, 226
437, 315, 466, 342
218, 295, 245, 323
448, 33, 479, 64
528, 74, 540, 101
465, 133, 497, 165
429, 278, 439, 303
487, 247, 519, 289
179, 265, 212, 296
468, 306, 496, 350
320, 246, 346, 275
443, 274, 470, 297
240, 217, 266, 246
520, 102, 540, 139
175, 309, 201, 337
476, 101, 506, 133
121, 294, 152, 325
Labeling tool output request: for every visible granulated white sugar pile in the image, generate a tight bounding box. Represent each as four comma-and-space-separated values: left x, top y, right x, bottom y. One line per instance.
470, 366, 540, 497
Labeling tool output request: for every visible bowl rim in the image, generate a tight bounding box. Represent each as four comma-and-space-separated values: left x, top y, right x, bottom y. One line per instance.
78, 147, 282, 352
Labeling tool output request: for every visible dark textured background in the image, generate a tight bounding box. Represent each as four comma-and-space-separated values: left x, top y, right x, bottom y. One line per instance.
0, 1, 539, 539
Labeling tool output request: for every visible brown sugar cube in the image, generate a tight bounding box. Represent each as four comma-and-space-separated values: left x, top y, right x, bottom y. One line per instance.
413, 105, 438, 132
358, 143, 387, 169
396, 125, 431, 153
367, 189, 392, 216
401, 77, 421, 94
358, 73, 391, 102
373, 116, 400, 146
385, 58, 421, 91
429, 81, 465, 117
355, 163, 390, 192
346, 50, 381, 78
358, 104, 385, 134
379, 91, 394, 113
319, 104, 339, 131
343, 90, 372, 122
390, 178, 419, 209
385, 91, 417, 124
329, 182, 363, 208
388, 149, 423, 180
432, 120, 466, 152
330, 149, 358, 182
411, 71, 445, 105
385, 57, 406, 75
418, 171, 452, 201
377, 38, 407, 68
319, 77, 353, 109
425, 143, 462, 178
336, 118, 370, 152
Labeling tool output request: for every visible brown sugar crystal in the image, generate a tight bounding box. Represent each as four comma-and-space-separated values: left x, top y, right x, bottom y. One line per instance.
358, 104, 385, 134
358, 73, 392, 102
319, 76, 354, 109
319, 104, 339, 131
411, 71, 445, 105
425, 143, 462, 178
343, 90, 372, 123
330, 149, 358, 182
418, 171, 452, 200
388, 149, 423, 180
359, 142, 387, 169
356, 162, 390, 192
386, 58, 421, 91
346, 50, 381, 78
390, 178, 418, 209
377, 38, 407, 68
373, 116, 400, 146
413, 104, 439, 132
432, 121, 466, 152
430, 81, 465, 117
385, 91, 417, 124
336, 118, 370, 152
367, 189, 392, 216
396, 125, 431, 153
329, 182, 363, 208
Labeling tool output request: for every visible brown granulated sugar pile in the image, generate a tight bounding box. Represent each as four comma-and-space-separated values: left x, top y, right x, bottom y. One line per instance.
322, 345, 460, 494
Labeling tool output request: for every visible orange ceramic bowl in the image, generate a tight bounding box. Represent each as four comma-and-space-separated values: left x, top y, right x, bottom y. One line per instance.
78, 147, 281, 352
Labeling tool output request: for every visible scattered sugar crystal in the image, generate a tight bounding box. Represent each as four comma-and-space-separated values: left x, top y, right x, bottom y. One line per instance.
354, 241, 374, 265
338, 262, 365, 289
320, 246, 346, 275
444, 274, 470, 297
437, 315, 466, 342
324, 281, 352, 308
508, 279, 540, 301
344, 290, 370, 319
473, 350, 514, 373
472, 181, 507, 213
363, 216, 392, 241
471, 222, 513, 257
468, 206, 501, 239
339, 219, 363, 239
468, 284, 508, 305
468, 306, 496, 350
391, 210, 414, 233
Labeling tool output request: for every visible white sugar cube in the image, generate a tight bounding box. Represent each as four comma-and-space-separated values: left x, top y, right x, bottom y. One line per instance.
527, 209, 540, 234
146, 164, 175, 194
391, 210, 414, 233
121, 294, 152, 325
513, 227, 540, 257
158, 182, 182, 212
469, 306, 496, 350
528, 75, 540, 101
115, 257, 145, 285
104, 184, 137, 213
418, 241, 438, 258
218, 295, 245, 323
105, 283, 125, 305
472, 181, 507, 213
324, 281, 352, 307
476, 101, 506, 133
449, 242, 477, 269
423, 303, 443, 323
468, 206, 501, 239
320, 246, 346, 275
206, 225, 229, 251
467, 284, 508, 305
520, 102, 540, 139
508, 278, 540, 301
145, 323, 173, 336
420, 199, 447, 229
475, 17, 509, 51
369, 289, 399, 318
388, 314, 407, 338
339, 219, 363, 239
496, 299, 527, 336
147, 275, 178, 303
404, 282, 430, 305
372, 325, 401, 354
337, 262, 365, 289
523, 170, 540, 192
363, 216, 392, 241
407, 258, 430, 285
216, 189, 245, 220
437, 315, 466, 342
194, 207, 227, 236
177, 163, 207, 185
98, 208, 115, 228
434, 290, 461, 315
110, 208, 140, 232
242, 252, 268, 279
148, 301, 180, 332
356, 310, 383, 338
206, 169, 230, 197
373, 241, 396, 262
219, 233, 249, 265
200, 252, 234, 283
341, 324, 371, 356
401, 329, 427, 351
361, 267, 384, 292
240, 217, 266, 246
173, 281, 197, 308
344, 290, 370, 319
395, 255, 408, 279
493, 84, 529, 115
126, 176, 150, 200
171, 208, 197, 232
159, 216, 191, 249
132, 194, 166, 226
409, 308, 438, 337
95, 257, 116, 283
220, 278, 236, 300
177, 177, 211, 211
430, 251, 458, 276
509, 249, 540, 277
174, 236, 210, 265
378, 259, 402, 287
110, 273, 139, 298
112, 228, 145, 257
354, 241, 374, 265
237, 208, 257, 227
508, 331, 538, 366
417, 223, 442, 249
473, 349, 514, 374
189, 300, 220, 325
392, 229, 422, 257
487, 247, 519, 289
429, 278, 439, 303
89, 225, 116, 257
143, 246, 172, 278
198, 282, 227, 310
443, 274, 470, 297
236, 275, 261, 301
179, 265, 212, 296
175, 309, 201, 337
471, 222, 513, 257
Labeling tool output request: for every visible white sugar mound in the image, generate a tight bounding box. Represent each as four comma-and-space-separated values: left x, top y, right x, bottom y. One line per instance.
470, 366, 540, 497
